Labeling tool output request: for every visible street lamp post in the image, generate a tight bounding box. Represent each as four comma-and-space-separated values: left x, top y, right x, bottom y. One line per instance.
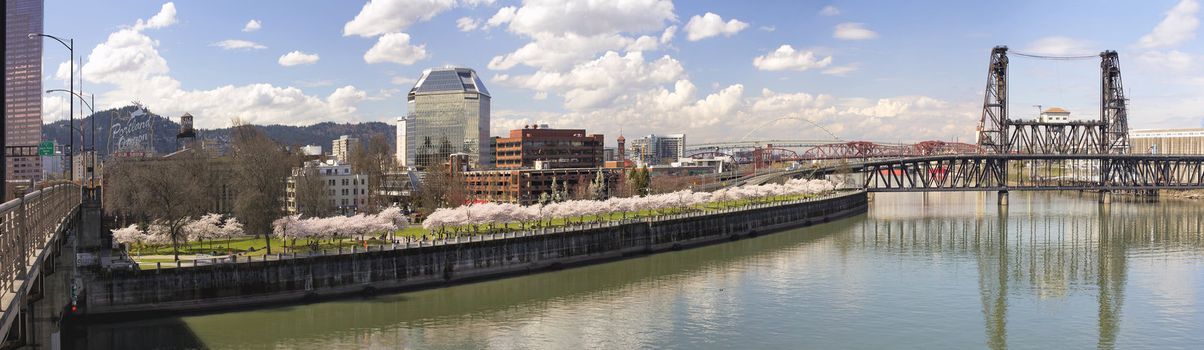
46, 89, 94, 185
29, 33, 74, 182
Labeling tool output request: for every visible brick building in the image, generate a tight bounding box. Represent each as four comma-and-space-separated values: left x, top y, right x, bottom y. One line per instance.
494, 125, 604, 169
463, 167, 623, 205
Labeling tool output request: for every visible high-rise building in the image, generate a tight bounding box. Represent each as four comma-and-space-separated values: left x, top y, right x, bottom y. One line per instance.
396, 116, 409, 167
5, 0, 44, 183
404, 67, 490, 169
332, 135, 359, 163
630, 134, 686, 165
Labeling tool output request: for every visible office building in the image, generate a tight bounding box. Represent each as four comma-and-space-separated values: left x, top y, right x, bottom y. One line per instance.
463, 167, 623, 205
630, 134, 686, 165
396, 116, 409, 167
403, 67, 490, 169
494, 125, 604, 169
332, 135, 359, 162
1131, 128, 1204, 155
285, 159, 369, 215
5, 0, 44, 184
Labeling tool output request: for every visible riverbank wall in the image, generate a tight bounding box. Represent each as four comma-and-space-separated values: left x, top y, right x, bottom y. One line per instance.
80, 191, 868, 316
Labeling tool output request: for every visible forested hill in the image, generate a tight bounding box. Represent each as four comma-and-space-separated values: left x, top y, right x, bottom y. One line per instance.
42, 105, 395, 156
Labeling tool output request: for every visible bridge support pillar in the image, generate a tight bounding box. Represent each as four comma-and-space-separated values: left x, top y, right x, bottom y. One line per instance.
997, 190, 1009, 206
1099, 190, 1112, 205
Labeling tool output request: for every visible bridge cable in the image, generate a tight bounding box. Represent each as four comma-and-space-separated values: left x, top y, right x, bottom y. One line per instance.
1010, 51, 1097, 60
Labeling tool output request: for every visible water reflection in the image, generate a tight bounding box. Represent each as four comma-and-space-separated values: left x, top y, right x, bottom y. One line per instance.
865, 192, 1204, 349
72, 192, 1204, 349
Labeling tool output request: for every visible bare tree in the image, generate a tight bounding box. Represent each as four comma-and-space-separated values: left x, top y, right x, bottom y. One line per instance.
293, 165, 332, 217
229, 125, 295, 254
350, 133, 395, 212
418, 165, 466, 214
108, 154, 209, 260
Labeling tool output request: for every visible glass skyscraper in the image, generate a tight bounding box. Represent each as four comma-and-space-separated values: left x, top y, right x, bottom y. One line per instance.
5, 0, 44, 183
405, 67, 491, 169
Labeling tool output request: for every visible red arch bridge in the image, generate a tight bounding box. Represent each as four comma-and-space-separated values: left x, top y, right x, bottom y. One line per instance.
686, 140, 988, 165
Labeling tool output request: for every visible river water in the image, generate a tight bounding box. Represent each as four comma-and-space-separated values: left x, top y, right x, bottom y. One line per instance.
75, 192, 1204, 349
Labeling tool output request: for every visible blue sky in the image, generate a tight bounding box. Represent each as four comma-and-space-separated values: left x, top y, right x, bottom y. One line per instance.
41, 0, 1204, 144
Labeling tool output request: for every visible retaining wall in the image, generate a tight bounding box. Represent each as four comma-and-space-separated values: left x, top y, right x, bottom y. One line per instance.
82, 191, 868, 316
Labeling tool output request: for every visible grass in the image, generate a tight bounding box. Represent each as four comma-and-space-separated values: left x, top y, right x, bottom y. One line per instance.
126, 191, 831, 265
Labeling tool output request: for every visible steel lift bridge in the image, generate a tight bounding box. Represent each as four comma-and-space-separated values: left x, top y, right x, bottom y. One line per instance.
742, 46, 1204, 202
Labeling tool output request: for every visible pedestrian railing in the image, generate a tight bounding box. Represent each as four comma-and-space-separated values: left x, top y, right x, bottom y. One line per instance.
0, 184, 80, 293
137, 190, 863, 270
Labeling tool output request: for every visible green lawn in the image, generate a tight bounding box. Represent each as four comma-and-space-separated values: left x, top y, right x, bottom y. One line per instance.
126, 191, 829, 265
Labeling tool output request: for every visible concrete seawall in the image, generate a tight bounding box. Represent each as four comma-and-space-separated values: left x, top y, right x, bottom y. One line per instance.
81, 191, 868, 316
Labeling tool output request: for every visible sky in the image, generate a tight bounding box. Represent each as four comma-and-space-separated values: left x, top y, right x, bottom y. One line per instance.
39, 0, 1204, 145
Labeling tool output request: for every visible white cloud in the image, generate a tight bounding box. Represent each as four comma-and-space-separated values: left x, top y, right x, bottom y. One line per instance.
133, 2, 177, 31
494, 51, 685, 110
390, 75, 417, 86
363, 32, 429, 65
328, 85, 369, 113
278, 51, 320, 66
822, 64, 858, 76
1137, 0, 1199, 49
488, 32, 640, 70
42, 95, 70, 122
833, 23, 878, 40
505, 0, 675, 37
486, 6, 516, 28
212, 39, 266, 50
760, 26, 776, 32
1137, 50, 1194, 70
753, 45, 833, 71
79, 5, 373, 127
457, 17, 480, 32
820, 5, 840, 16
487, 0, 676, 73
343, 0, 457, 37
243, 19, 262, 32
54, 60, 72, 84
294, 80, 334, 88
660, 25, 677, 44
1024, 36, 1094, 56
82, 29, 170, 84
683, 12, 749, 41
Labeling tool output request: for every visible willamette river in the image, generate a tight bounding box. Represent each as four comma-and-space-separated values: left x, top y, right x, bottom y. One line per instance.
76, 192, 1204, 349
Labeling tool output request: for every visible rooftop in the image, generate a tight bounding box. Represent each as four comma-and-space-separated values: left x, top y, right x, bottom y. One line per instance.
409, 67, 490, 97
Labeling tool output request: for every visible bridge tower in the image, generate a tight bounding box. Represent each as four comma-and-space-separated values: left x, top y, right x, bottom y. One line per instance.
977, 46, 1010, 154
1100, 51, 1130, 154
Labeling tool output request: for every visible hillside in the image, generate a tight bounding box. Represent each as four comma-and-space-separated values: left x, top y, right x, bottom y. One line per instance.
42, 106, 395, 156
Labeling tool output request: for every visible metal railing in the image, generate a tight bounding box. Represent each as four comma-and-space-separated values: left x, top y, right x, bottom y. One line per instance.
0, 184, 80, 292
140, 190, 864, 270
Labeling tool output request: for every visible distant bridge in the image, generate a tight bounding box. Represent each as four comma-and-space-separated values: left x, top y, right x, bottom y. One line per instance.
725, 46, 1204, 201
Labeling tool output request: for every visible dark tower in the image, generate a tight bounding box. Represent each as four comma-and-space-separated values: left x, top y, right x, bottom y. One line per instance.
176, 112, 197, 151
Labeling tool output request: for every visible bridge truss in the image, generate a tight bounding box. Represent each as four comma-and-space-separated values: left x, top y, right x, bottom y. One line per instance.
975, 46, 1131, 155
856, 155, 1204, 192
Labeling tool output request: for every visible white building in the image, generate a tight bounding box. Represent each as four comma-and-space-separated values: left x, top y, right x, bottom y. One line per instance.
286, 159, 369, 215
332, 135, 360, 162
630, 134, 687, 165
1038, 107, 1071, 123
396, 116, 409, 167
300, 145, 322, 156
1130, 128, 1204, 154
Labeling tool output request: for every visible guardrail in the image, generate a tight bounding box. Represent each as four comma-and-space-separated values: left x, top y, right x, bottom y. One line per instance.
136, 190, 864, 269
0, 184, 80, 292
